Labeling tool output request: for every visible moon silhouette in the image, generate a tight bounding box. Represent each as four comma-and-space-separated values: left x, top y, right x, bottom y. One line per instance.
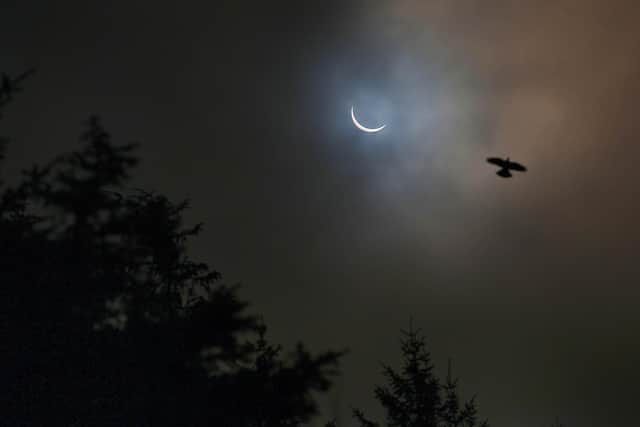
350, 106, 386, 133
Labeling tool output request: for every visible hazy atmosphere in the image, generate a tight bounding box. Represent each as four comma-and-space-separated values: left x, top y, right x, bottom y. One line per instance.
3, 1, 640, 426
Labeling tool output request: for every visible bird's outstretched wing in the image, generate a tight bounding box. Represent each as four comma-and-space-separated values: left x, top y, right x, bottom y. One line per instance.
507, 161, 527, 172
487, 157, 506, 167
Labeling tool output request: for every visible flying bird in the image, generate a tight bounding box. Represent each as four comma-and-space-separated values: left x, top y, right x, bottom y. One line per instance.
486, 157, 527, 178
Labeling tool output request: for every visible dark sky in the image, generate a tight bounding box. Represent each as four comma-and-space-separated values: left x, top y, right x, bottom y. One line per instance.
3, 1, 640, 426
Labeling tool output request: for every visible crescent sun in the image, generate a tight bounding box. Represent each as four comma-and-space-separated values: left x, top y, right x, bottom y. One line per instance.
350, 106, 386, 133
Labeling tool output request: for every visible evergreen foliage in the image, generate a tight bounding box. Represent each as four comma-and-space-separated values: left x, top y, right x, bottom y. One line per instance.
352, 325, 489, 427
1, 71, 344, 426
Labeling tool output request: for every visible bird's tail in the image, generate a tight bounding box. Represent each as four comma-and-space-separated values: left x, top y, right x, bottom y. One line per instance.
497, 168, 512, 178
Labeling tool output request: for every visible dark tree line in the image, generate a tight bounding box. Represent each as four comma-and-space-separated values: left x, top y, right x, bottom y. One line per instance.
350, 325, 489, 427
2, 71, 343, 426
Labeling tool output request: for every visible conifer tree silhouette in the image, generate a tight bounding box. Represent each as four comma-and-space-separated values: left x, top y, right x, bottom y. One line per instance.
2, 72, 344, 426
352, 324, 489, 427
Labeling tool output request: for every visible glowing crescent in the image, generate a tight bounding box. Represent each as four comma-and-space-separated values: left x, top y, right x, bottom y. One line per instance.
350, 106, 386, 133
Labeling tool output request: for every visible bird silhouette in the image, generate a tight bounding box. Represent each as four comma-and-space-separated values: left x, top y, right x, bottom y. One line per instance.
486, 157, 527, 178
